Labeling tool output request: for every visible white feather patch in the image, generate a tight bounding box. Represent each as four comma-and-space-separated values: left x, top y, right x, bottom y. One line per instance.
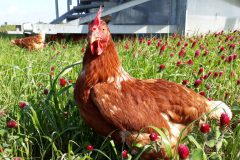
208, 101, 232, 120
107, 67, 132, 89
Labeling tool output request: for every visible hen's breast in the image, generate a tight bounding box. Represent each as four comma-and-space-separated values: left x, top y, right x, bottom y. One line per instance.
79, 100, 117, 137
74, 74, 118, 139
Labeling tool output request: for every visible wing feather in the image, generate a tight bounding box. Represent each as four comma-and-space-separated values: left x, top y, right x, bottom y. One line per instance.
90, 79, 209, 132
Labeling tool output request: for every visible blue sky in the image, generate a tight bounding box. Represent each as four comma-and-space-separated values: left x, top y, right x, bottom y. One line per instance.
0, 0, 74, 25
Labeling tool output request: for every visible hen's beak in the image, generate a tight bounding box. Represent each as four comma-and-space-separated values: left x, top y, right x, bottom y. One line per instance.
90, 36, 97, 44
90, 35, 103, 55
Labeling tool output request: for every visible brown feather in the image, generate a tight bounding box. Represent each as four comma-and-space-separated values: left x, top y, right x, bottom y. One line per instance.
11, 32, 45, 50
91, 79, 208, 130
74, 13, 231, 159
73, 19, 204, 158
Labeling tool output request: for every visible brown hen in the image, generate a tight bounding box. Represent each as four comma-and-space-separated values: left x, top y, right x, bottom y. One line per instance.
74, 8, 232, 159
11, 32, 45, 50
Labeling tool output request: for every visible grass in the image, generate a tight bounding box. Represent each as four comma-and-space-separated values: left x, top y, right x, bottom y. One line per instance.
0, 30, 239, 159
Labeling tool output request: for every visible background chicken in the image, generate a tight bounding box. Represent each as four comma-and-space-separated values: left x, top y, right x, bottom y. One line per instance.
11, 32, 45, 50
74, 8, 232, 159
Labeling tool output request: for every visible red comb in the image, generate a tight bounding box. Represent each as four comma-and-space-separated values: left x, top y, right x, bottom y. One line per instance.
93, 6, 102, 26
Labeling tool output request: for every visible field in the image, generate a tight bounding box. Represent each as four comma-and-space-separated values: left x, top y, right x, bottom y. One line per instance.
0, 30, 239, 160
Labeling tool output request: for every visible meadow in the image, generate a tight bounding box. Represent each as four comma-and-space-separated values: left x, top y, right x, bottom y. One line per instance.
0, 30, 239, 160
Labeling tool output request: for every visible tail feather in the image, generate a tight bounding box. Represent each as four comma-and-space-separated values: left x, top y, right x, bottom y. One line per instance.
38, 32, 45, 42
207, 101, 232, 120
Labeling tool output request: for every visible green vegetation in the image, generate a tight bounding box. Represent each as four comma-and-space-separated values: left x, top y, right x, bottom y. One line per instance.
0, 31, 239, 159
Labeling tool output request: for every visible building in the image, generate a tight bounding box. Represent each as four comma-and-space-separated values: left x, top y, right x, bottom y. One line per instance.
8, 0, 240, 35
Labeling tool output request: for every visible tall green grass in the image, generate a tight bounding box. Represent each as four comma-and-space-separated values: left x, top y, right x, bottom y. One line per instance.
0, 31, 239, 159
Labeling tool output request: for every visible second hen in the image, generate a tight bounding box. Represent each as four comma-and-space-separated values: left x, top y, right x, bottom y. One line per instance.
11, 32, 45, 50
74, 8, 232, 159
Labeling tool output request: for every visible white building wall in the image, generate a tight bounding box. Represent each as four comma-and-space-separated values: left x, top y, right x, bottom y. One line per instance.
186, 0, 240, 35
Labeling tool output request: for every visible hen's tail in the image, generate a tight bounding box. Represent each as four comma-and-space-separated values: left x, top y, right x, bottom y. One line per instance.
207, 101, 232, 120
38, 32, 46, 43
